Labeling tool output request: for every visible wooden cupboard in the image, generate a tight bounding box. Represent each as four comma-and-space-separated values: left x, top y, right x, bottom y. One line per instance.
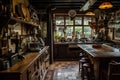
53, 43, 81, 60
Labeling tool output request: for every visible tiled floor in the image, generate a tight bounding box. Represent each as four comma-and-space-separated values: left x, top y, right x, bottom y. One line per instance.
44, 61, 83, 80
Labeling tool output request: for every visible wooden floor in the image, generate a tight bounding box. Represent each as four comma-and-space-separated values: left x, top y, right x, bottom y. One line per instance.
44, 61, 87, 80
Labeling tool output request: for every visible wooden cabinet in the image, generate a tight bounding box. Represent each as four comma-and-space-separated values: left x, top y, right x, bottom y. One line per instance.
53, 44, 69, 60
21, 71, 28, 80
53, 43, 81, 60
68, 44, 81, 60
0, 46, 49, 80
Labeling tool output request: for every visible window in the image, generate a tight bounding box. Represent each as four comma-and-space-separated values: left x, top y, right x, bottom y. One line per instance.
56, 16, 64, 25
66, 26, 73, 38
66, 17, 73, 25
56, 26, 65, 37
75, 26, 82, 38
75, 17, 82, 25
114, 28, 120, 40
84, 26, 91, 38
84, 17, 91, 25
55, 15, 92, 41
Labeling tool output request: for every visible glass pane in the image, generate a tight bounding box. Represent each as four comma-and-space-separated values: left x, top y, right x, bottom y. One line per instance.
56, 16, 64, 25
55, 26, 64, 37
84, 26, 91, 38
66, 17, 74, 25
75, 17, 82, 25
84, 17, 91, 25
75, 26, 82, 38
66, 26, 73, 38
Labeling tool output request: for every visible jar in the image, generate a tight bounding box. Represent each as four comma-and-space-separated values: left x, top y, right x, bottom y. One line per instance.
2, 60, 10, 69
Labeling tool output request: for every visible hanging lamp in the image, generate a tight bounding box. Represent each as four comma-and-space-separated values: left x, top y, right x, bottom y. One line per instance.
99, 1, 113, 9
85, 11, 95, 15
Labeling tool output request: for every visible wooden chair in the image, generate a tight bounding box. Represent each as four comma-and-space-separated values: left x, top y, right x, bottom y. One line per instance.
102, 62, 120, 80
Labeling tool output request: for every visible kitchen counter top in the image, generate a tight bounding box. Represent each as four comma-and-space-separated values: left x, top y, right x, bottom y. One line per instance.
78, 44, 120, 58
54, 41, 104, 45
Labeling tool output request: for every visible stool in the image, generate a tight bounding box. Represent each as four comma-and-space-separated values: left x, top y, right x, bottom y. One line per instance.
82, 63, 91, 80
79, 57, 89, 73
79, 53, 84, 71
79, 52, 88, 71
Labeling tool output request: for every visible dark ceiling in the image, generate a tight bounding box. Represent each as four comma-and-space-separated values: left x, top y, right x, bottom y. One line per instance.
29, 0, 87, 12
29, 0, 120, 13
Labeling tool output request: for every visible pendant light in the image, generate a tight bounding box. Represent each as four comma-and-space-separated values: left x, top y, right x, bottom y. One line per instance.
99, 1, 113, 9
85, 11, 95, 16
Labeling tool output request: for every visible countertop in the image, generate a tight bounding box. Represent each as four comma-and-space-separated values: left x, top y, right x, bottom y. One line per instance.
54, 41, 104, 45
77, 44, 120, 58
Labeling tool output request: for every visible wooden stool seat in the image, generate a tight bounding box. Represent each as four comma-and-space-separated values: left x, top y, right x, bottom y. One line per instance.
79, 58, 89, 72
79, 59, 88, 68
79, 59, 88, 63
83, 63, 90, 67
78, 52, 90, 74
82, 63, 91, 80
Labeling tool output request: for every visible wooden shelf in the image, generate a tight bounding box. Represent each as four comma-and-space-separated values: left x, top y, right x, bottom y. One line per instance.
9, 17, 39, 27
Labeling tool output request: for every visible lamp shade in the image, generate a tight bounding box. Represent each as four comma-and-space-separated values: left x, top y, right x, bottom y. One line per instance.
99, 1, 113, 9
85, 11, 95, 15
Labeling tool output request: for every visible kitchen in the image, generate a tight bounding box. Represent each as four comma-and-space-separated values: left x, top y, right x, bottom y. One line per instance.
0, 0, 120, 80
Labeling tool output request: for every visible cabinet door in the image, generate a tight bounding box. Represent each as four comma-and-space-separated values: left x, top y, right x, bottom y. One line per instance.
26, 63, 35, 80
44, 54, 49, 69
21, 71, 28, 80
31, 70, 40, 80
57, 44, 68, 59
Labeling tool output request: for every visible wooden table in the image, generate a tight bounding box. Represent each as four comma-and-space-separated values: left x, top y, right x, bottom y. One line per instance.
78, 44, 120, 80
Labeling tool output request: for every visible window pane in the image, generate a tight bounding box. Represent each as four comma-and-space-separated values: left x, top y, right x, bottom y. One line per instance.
75, 26, 82, 38
55, 26, 64, 37
56, 16, 64, 25
84, 26, 91, 38
66, 26, 73, 38
84, 17, 91, 25
75, 17, 82, 25
66, 17, 73, 25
